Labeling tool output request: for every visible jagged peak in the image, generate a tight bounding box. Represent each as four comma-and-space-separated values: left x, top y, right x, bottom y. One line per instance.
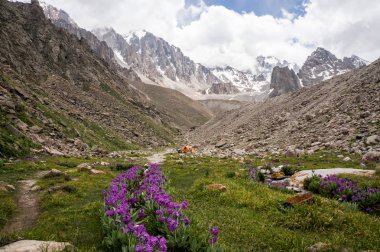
310, 47, 336, 58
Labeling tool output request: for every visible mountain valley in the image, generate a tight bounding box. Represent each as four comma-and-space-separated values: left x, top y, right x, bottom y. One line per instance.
0, 1, 379, 251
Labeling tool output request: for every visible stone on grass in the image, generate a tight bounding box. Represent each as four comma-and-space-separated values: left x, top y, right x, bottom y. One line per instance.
89, 169, 106, 175
6, 184, 16, 191
290, 168, 376, 187
41, 169, 66, 179
307, 242, 330, 252
31, 185, 41, 192
287, 193, 314, 206
0, 240, 75, 252
207, 184, 227, 192
271, 172, 285, 180
362, 151, 380, 162
77, 163, 92, 169
343, 157, 351, 162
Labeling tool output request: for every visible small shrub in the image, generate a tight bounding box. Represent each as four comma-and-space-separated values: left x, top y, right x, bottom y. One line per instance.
114, 163, 134, 171
225, 172, 236, 178
257, 172, 266, 182
56, 161, 77, 168
281, 165, 296, 176
303, 175, 323, 193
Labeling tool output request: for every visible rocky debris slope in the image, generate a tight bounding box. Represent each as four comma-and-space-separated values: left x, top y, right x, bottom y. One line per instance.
0, 0, 209, 157
189, 58, 380, 156
203, 82, 240, 95
298, 47, 368, 87
269, 66, 301, 97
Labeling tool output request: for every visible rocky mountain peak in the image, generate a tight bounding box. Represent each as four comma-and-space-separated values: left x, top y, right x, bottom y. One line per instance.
298, 47, 368, 86
94, 27, 221, 96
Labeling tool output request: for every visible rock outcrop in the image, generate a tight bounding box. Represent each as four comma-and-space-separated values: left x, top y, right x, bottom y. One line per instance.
269, 66, 301, 97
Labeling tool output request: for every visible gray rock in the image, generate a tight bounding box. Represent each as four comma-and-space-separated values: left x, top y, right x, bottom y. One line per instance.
40, 169, 66, 179
362, 151, 380, 162
366, 135, 380, 145
343, 157, 351, 162
0, 240, 75, 252
30, 125, 43, 133
269, 66, 301, 97
307, 242, 329, 252
215, 140, 227, 148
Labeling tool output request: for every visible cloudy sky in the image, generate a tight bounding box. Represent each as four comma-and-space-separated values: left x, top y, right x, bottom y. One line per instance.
38, 0, 380, 70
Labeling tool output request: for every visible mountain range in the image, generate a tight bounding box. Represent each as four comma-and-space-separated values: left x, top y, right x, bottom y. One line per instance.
40, 1, 369, 101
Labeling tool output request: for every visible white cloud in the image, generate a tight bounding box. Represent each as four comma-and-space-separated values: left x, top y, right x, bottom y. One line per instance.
39, 0, 380, 70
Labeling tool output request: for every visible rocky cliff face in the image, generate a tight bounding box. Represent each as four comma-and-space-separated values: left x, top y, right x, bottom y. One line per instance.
269, 66, 301, 97
41, 2, 140, 82
93, 28, 220, 93
298, 47, 368, 86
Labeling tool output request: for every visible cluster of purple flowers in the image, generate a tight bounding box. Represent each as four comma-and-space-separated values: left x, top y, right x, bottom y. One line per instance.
208, 226, 219, 244
103, 164, 191, 251
248, 166, 259, 181
318, 175, 380, 213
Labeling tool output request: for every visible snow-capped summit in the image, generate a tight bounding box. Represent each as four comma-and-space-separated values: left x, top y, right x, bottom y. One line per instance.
298, 47, 368, 86
93, 28, 221, 97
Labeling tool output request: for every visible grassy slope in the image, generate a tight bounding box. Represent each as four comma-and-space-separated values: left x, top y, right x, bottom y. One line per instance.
0, 155, 147, 250
1, 72, 139, 158
0, 152, 379, 251
163, 154, 380, 251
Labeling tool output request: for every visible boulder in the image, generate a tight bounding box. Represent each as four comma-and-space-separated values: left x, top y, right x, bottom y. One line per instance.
215, 140, 227, 148
44, 147, 64, 156
89, 169, 106, 175
366, 135, 380, 145
362, 151, 380, 162
0, 240, 75, 252
285, 147, 296, 157
290, 168, 375, 187
30, 125, 43, 133
77, 163, 92, 171
207, 184, 227, 192
287, 193, 314, 206
307, 242, 330, 252
271, 172, 285, 180
40, 169, 68, 179
343, 157, 351, 162
6, 184, 16, 191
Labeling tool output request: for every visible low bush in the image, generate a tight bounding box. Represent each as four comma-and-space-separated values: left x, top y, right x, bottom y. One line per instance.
281, 165, 296, 176
115, 163, 135, 171
225, 172, 236, 178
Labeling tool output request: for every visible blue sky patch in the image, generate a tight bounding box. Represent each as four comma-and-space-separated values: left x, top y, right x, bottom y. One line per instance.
186, 0, 308, 18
